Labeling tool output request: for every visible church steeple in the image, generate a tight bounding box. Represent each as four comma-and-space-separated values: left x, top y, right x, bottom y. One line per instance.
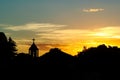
32, 38, 35, 43
29, 38, 39, 57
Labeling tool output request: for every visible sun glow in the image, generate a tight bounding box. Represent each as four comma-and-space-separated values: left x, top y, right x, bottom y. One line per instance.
14, 26, 120, 56
94, 32, 110, 37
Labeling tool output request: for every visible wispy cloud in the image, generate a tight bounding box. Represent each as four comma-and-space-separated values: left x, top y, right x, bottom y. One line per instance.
3, 23, 120, 42
36, 29, 91, 43
90, 26, 120, 38
36, 26, 120, 43
4, 23, 120, 56
3, 23, 66, 32
83, 8, 104, 12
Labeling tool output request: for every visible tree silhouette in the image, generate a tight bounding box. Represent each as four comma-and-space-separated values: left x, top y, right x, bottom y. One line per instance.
8, 37, 17, 57
0, 32, 9, 64
0, 33, 17, 64
1, 32, 120, 80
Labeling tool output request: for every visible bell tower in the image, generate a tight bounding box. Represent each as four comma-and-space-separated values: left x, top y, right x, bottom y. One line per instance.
29, 38, 39, 57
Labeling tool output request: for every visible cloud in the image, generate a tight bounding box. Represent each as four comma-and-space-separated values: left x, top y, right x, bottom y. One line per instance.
36, 29, 91, 43
2, 22, 120, 43
4, 23, 66, 32
90, 26, 120, 38
83, 8, 104, 12
7, 24, 120, 56
3, 22, 120, 42
36, 26, 120, 43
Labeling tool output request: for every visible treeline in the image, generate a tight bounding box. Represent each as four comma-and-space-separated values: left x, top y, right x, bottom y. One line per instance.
1, 44, 120, 80
1, 32, 120, 80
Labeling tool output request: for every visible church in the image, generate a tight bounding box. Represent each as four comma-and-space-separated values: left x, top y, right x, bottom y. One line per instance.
29, 38, 39, 57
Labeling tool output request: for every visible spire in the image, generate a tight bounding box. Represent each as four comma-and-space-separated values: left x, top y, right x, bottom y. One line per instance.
29, 38, 39, 57
29, 38, 38, 50
32, 38, 35, 43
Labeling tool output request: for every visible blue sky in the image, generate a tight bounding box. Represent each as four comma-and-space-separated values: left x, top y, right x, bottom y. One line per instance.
1, 0, 120, 25
0, 0, 120, 56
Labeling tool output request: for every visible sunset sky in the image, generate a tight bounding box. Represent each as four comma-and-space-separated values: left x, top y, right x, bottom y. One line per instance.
1, 0, 120, 56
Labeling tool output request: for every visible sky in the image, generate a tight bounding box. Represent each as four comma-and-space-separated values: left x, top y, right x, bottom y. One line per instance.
1, 0, 120, 56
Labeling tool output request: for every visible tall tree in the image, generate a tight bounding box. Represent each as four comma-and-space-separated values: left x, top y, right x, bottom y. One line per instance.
8, 37, 17, 57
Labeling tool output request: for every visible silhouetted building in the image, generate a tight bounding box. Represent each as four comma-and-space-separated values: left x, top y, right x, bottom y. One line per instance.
29, 38, 39, 57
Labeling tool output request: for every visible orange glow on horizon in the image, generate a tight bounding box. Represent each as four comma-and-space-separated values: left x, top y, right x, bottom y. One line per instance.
17, 37, 120, 56
16, 26, 120, 56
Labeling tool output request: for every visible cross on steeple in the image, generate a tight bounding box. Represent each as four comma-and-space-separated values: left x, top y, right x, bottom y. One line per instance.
32, 38, 35, 43
29, 38, 39, 57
